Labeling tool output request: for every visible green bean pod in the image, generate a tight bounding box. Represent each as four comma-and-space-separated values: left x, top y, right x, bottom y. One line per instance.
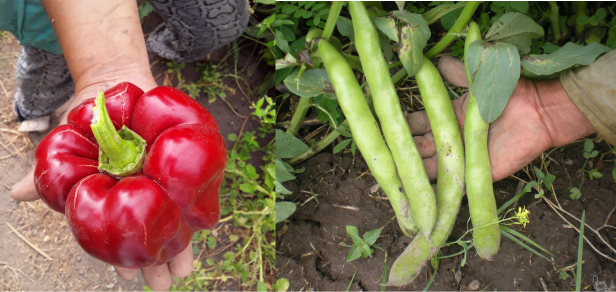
464, 21, 500, 260
349, 2, 436, 238
317, 39, 418, 237
387, 57, 465, 286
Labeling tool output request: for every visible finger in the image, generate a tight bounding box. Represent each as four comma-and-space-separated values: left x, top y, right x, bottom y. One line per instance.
438, 56, 468, 87
451, 92, 471, 129
406, 110, 431, 136
142, 262, 173, 291
168, 243, 194, 278
10, 168, 40, 201
423, 156, 438, 181
114, 266, 139, 280
413, 133, 436, 158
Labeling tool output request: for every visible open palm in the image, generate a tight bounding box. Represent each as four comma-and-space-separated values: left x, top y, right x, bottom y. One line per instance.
406, 56, 596, 182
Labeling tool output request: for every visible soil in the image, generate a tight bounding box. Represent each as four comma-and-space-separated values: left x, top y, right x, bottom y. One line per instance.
0, 9, 271, 291
277, 134, 616, 291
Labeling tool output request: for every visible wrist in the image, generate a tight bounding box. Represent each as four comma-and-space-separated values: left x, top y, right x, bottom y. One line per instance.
60, 65, 156, 125
532, 78, 596, 147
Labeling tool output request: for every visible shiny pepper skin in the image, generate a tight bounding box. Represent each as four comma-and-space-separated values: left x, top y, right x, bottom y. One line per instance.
34, 82, 227, 268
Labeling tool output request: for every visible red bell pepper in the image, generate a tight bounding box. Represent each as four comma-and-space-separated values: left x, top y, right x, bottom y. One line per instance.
33, 82, 227, 268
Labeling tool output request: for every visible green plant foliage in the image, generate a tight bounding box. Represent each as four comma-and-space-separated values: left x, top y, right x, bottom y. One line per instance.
521, 42, 611, 76
467, 41, 520, 123
283, 69, 336, 98
392, 12, 431, 77
345, 226, 383, 262
485, 12, 544, 55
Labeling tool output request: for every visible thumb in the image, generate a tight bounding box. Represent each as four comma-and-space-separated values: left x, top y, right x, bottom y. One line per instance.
10, 168, 40, 201
438, 55, 469, 88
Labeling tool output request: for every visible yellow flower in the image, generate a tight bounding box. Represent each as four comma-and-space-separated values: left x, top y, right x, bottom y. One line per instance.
515, 207, 530, 228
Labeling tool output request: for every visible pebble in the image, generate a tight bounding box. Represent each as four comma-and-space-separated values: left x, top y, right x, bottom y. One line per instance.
469, 279, 480, 291
454, 270, 462, 284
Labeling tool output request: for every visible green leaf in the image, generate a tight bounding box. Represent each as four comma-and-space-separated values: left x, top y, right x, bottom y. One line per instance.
373, 17, 399, 42
255, 0, 275, 4
276, 159, 296, 183
229, 234, 239, 242
590, 150, 598, 158
467, 41, 521, 123
276, 67, 294, 84
334, 139, 352, 153
207, 236, 217, 249
583, 152, 590, 159
346, 225, 364, 246
533, 166, 545, 181
275, 201, 297, 223
522, 42, 612, 77
393, 12, 430, 77
592, 171, 603, 179
422, 2, 467, 25
362, 228, 383, 246
584, 139, 594, 153
275, 181, 292, 195
523, 181, 539, 193
595, 8, 607, 20
510, 1, 529, 13
276, 129, 309, 159
589, 15, 600, 26
283, 69, 336, 99
379, 31, 394, 62
257, 281, 267, 292
279, 25, 296, 42
138, 1, 154, 20
576, 15, 590, 25
395, 1, 405, 11
336, 129, 352, 138
337, 16, 355, 38
485, 12, 544, 55
275, 278, 290, 292
544, 173, 556, 191
275, 30, 290, 53
282, 4, 299, 14
240, 183, 257, 193
346, 246, 362, 262
228, 133, 238, 141
359, 243, 372, 257
440, 6, 464, 30
541, 43, 561, 54
570, 187, 582, 200
314, 15, 321, 27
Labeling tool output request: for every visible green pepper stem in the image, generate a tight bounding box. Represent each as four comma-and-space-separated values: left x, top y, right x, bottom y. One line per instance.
91, 92, 145, 174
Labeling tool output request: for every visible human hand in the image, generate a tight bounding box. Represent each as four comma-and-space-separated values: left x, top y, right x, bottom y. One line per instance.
10, 71, 194, 291
407, 55, 596, 182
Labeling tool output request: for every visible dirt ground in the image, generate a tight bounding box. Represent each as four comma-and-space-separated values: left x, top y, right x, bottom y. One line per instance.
277, 114, 616, 290
0, 10, 270, 291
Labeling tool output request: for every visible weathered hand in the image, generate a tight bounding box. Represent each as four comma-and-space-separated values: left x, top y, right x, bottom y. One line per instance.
407, 55, 596, 182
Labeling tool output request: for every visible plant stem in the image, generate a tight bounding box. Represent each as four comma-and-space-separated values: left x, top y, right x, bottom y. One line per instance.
576, 1, 587, 41
288, 120, 348, 165
90, 92, 146, 176
322, 2, 343, 42
285, 96, 313, 136
388, 61, 403, 69
424, 1, 481, 59
549, 1, 561, 41
391, 2, 481, 84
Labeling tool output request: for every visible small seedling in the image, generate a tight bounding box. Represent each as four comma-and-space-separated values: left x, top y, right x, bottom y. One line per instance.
570, 187, 582, 200
449, 40, 465, 59
345, 225, 383, 262
559, 271, 570, 280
